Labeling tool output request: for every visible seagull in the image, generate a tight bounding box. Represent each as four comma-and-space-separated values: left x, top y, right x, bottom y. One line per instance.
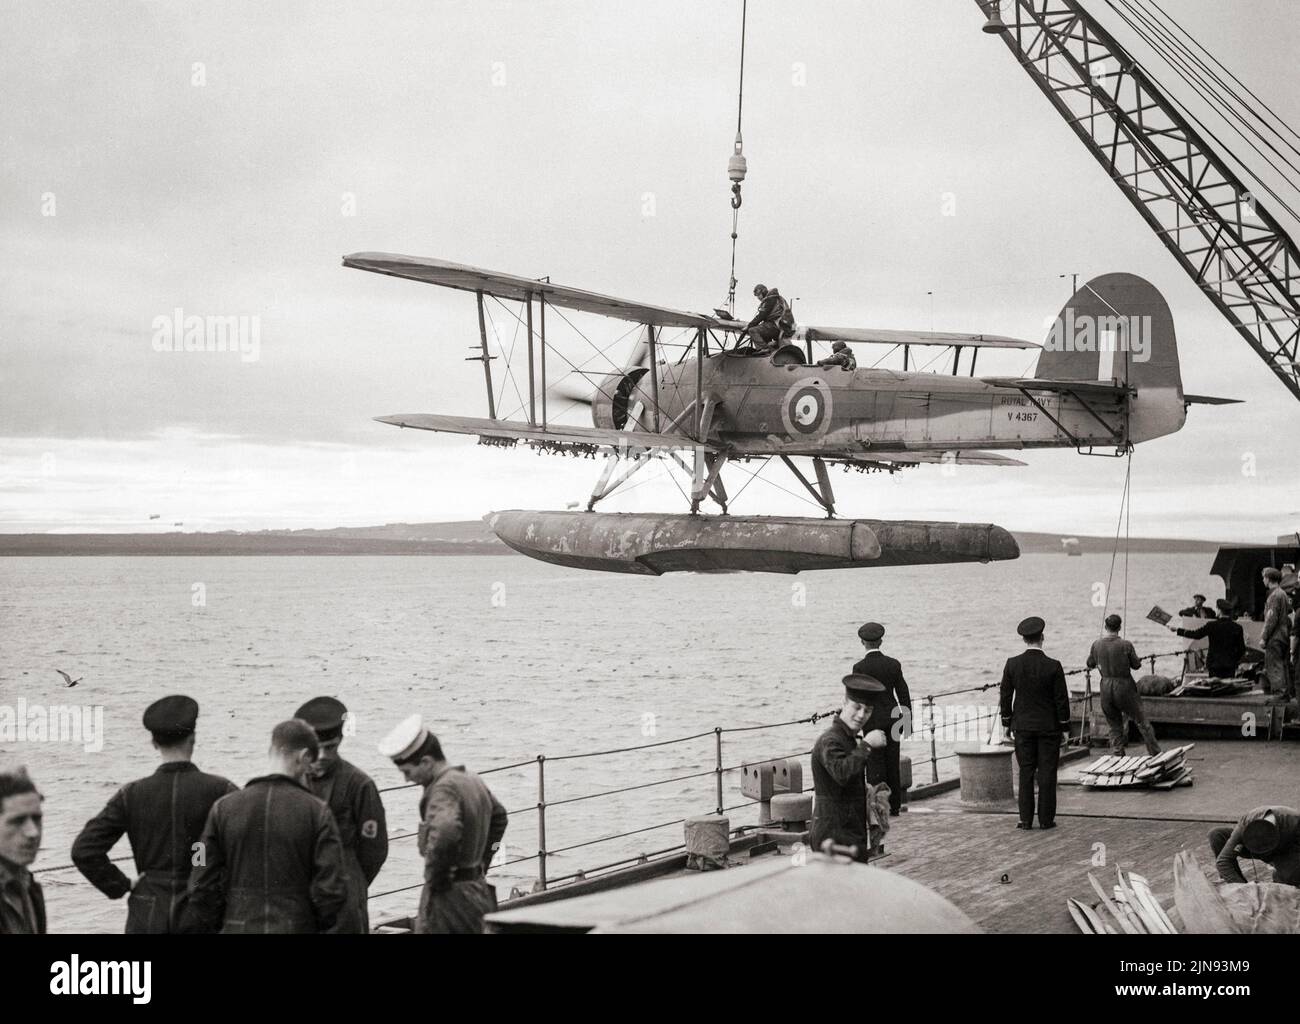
56, 670, 82, 688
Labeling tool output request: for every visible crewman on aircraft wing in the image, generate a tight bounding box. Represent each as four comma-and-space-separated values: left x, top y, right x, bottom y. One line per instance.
743, 284, 793, 351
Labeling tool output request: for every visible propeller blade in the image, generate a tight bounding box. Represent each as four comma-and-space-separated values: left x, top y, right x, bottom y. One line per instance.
556, 384, 593, 406
627, 327, 650, 370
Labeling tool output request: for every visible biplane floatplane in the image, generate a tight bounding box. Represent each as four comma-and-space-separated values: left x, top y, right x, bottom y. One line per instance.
346, 253, 1228, 575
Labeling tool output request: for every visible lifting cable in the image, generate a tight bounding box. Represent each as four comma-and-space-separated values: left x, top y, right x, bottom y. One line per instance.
724, 0, 748, 316
1103, 451, 1133, 629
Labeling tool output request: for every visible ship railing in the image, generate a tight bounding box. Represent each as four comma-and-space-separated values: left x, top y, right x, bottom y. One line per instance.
364, 649, 1190, 901
30, 650, 1190, 906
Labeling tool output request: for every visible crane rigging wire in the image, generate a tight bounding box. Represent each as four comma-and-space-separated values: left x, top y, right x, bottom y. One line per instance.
1102, 0, 1300, 227
1114, 0, 1300, 191
1122, 0, 1300, 184
1142, 0, 1300, 155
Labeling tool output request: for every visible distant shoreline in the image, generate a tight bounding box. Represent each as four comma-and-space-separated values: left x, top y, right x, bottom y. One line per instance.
0, 521, 1231, 557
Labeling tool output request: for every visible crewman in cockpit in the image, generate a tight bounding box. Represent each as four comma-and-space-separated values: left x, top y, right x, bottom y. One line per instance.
743, 284, 792, 352
816, 341, 857, 371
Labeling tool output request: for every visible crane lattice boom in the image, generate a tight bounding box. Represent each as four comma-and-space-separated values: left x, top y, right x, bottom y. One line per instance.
979, 0, 1300, 401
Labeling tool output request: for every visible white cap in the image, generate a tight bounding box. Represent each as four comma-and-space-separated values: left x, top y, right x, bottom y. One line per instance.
377, 714, 428, 761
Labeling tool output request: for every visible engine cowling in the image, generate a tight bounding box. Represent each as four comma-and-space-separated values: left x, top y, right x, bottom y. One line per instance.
591, 367, 650, 431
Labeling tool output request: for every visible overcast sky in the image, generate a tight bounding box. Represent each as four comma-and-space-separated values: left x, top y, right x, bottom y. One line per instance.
2, 0, 1298, 540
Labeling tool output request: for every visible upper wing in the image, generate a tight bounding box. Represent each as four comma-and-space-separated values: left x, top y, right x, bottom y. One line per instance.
375, 413, 720, 452
344, 253, 717, 329
800, 326, 1038, 350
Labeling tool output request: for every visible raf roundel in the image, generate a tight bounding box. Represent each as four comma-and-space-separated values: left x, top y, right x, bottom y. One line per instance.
780, 378, 832, 438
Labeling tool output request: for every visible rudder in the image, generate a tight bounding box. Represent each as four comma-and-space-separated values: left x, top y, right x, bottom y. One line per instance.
1037, 273, 1185, 443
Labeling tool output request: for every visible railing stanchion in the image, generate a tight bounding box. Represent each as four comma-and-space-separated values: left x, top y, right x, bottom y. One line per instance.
714, 728, 724, 815
1082, 669, 1093, 748
926, 695, 938, 784
536, 754, 547, 892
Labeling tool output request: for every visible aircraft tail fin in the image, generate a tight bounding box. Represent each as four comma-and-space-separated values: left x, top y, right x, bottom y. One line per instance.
1036, 273, 1185, 443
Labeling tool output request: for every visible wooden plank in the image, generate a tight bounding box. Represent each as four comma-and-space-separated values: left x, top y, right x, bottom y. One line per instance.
1117, 869, 1164, 934
1151, 769, 1194, 790
1067, 898, 1098, 933
1089, 872, 1140, 935
1113, 889, 1149, 933
1128, 873, 1178, 934
1080, 900, 1110, 934
1125, 872, 1173, 935
1083, 756, 1118, 776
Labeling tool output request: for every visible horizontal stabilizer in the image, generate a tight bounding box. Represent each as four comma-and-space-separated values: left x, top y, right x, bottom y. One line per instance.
988, 377, 1133, 399
801, 326, 1038, 350
375, 413, 720, 452
1183, 394, 1242, 405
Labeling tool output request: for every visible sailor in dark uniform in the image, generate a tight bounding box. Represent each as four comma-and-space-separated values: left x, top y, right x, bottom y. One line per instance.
809, 674, 888, 861
998, 617, 1070, 831
71, 696, 236, 933
853, 622, 912, 816
295, 696, 388, 933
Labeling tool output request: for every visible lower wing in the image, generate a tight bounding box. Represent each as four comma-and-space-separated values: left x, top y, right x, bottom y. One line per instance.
375, 413, 720, 453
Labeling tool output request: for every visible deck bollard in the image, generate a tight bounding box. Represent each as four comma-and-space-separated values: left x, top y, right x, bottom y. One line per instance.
956, 745, 1016, 810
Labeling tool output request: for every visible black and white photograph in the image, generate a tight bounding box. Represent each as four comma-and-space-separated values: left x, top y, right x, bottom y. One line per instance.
2, 0, 1298, 1005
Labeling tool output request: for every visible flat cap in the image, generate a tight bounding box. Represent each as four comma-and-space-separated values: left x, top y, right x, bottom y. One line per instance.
143, 695, 198, 738
857, 622, 885, 642
295, 696, 348, 741
843, 673, 886, 703
1017, 616, 1045, 637
377, 714, 429, 762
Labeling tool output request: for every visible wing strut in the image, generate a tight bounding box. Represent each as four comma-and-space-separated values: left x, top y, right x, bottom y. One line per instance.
780, 456, 837, 518
471, 290, 497, 420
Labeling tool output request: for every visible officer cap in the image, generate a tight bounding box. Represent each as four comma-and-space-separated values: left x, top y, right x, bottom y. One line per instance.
295, 696, 348, 742
377, 714, 429, 763
1242, 817, 1280, 856
143, 695, 199, 741
842, 673, 886, 703
1017, 616, 1045, 637
857, 622, 885, 642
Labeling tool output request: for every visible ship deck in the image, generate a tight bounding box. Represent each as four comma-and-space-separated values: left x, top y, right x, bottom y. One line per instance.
822, 738, 1294, 932
483, 739, 1293, 933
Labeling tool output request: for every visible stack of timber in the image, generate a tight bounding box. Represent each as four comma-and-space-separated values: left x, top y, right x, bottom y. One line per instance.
1068, 868, 1179, 934
1079, 745, 1194, 789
